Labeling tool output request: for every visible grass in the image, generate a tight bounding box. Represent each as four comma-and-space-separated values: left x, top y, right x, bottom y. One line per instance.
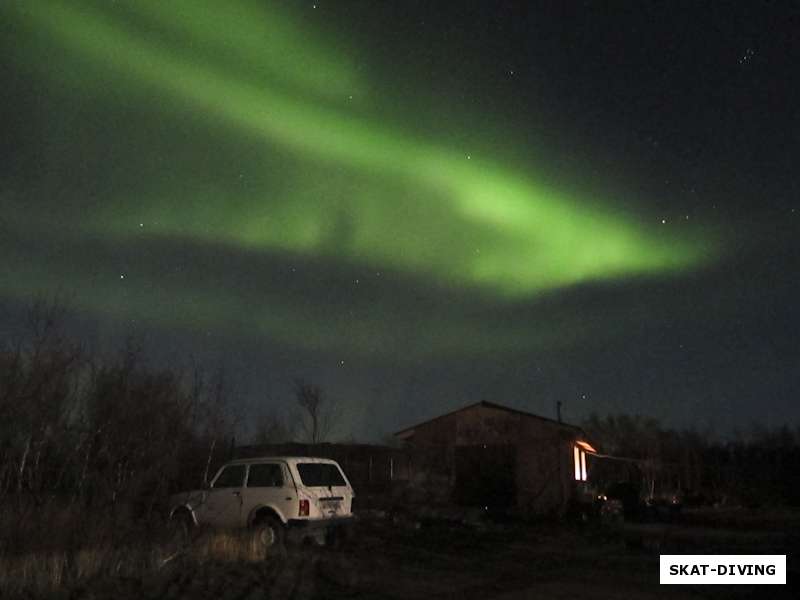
0, 526, 277, 597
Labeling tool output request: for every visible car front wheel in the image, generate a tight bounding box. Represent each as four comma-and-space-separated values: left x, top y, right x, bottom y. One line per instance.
168, 509, 195, 546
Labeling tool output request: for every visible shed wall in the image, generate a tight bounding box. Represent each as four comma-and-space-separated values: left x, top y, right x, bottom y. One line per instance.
404, 404, 581, 513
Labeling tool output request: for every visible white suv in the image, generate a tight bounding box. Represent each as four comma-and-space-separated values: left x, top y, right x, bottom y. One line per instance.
169, 457, 354, 548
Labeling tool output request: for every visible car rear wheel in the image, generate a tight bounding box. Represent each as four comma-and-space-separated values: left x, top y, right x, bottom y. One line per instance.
253, 516, 285, 552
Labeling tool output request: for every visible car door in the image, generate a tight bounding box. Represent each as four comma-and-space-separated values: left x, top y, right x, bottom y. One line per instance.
241, 462, 296, 523
198, 463, 246, 528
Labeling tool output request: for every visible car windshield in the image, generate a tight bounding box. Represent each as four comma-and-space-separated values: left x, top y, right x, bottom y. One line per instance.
296, 463, 346, 487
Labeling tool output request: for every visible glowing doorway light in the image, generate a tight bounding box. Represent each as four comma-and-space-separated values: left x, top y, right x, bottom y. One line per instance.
574, 443, 591, 481
581, 449, 587, 481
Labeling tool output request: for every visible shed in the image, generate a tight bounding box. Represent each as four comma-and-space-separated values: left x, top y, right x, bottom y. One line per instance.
394, 401, 595, 513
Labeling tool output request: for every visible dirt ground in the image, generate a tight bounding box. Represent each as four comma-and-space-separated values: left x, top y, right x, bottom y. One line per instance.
45, 510, 797, 599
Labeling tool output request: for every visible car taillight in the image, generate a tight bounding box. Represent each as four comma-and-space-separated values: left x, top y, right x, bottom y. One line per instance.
299, 499, 309, 516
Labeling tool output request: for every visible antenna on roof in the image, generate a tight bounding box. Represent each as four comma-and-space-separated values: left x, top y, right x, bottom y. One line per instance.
556, 400, 562, 423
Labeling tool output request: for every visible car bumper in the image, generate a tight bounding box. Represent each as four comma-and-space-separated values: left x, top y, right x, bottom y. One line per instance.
286, 515, 354, 530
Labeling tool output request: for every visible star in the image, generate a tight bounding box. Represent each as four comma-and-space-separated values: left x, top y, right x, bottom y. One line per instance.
738, 48, 755, 65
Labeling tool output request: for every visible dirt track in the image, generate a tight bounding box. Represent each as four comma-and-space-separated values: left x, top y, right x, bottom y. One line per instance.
67, 553, 332, 600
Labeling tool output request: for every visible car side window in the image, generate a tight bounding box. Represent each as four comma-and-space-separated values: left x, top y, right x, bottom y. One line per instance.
212, 464, 246, 488
247, 463, 284, 487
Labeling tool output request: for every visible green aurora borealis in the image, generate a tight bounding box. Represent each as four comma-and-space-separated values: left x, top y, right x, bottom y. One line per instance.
2, 0, 718, 359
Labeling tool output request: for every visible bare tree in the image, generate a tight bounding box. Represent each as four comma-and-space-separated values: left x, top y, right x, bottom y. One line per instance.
294, 379, 337, 444
196, 364, 238, 486
0, 299, 83, 501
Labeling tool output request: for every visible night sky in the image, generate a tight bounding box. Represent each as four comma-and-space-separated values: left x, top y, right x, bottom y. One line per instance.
1, 1, 798, 439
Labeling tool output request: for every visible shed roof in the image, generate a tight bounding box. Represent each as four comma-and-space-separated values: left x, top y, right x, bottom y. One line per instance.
394, 400, 585, 438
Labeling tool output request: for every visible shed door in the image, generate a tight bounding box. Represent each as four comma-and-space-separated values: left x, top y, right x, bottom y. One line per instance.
454, 444, 516, 509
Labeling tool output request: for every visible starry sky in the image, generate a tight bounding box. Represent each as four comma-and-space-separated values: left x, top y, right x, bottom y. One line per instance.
1, 1, 798, 439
